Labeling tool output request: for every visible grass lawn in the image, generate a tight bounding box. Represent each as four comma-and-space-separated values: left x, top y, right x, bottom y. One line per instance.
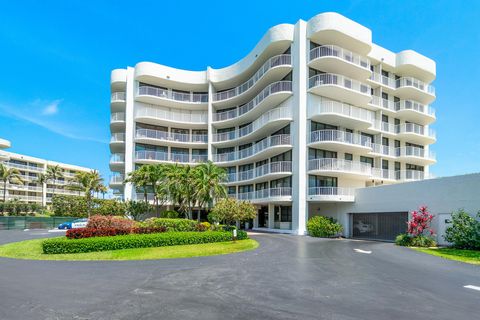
0, 237, 259, 261
413, 247, 480, 265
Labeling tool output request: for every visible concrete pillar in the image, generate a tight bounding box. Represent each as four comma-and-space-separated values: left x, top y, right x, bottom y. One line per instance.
268, 203, 275, 229
206, 67, 213, 161
124, 67, 136, 201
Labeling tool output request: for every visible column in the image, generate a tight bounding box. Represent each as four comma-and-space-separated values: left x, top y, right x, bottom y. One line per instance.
123, 67, 136, 201
206, 67, 214, 161
268, 203, 275, 229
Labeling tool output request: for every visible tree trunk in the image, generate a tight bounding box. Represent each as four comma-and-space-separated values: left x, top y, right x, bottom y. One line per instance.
2, 182, 6, 215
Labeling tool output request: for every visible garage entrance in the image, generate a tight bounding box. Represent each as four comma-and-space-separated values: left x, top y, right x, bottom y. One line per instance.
350, 212, 408, 241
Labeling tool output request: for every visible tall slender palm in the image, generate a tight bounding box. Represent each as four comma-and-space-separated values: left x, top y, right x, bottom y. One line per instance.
164, 164, 197, 219
0, 163, 24, 213
124, 166, 151, 204
46, 165, 64, 198
36, 173, 48, 199
69, 170, 105, 217
99, 185, 108, 199
194, 161, 227, 221
148, 164, 169, 216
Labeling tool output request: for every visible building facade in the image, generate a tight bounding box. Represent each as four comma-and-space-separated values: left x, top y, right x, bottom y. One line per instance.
109, 12, 436, 234
0, 138, 92, 206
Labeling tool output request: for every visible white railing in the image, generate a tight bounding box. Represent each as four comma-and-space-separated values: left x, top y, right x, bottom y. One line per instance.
111, 92, 126, 102
138, 85, 208, 103
308, 158, 372, 175
135, 129, 207, 144
369, 73, 396, 88
135, 103, 207, 124
372, 120, 396, 134
213, 134, 291, 162
0, 194, 43, 202
396, 147, 436, 160
5, 184, 43, 192
396, 77, 435, 95
370, 96, 396, 112
235, 187, 292, 201
110, 153, 125, 163
4, 162, 44, 172
226, 161, 292, 183
309, 45, 370, 69
308, 99, 375, 124
110, 133, 125, 143
135, 151, 208, 164
371, 168, 397, 180
370, 143, 396, 157
110, 175, 125, 185
395, 123, 436, 139
395, 100, 436, 117
308, 187, 355, 198
213, 54, 292, 101
309, 73, 371, 94
213, 105, 292, 142
213, 81, 292, 122
309, 130, 371, 148
396, 170, 427, 181
111, 112, 125, 122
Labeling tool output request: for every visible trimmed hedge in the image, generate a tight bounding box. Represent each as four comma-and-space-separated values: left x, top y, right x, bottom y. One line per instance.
43, 230, 248, 254
66, 226, 167, 239
140, 218, 199, 231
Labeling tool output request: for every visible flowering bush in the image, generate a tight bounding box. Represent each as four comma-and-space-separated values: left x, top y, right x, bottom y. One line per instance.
66, 226, 167, 239
396, 206, 436, 247
86, 215, 137, 230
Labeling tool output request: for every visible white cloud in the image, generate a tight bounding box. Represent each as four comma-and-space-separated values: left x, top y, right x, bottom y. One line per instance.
42, 99, 61, 115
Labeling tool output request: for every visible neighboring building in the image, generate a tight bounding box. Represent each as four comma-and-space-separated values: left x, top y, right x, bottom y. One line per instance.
109, 12, 436, 234
0, 138, 92, 206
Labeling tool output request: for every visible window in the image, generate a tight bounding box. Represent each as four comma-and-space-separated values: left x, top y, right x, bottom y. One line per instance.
217, 147, 234, 154
395, 161, 401, 171
382, 114, 389, 123
308, 148, 337, 160
239, 185, 253, 193
311, 121, 337, 132
238, 143, 252, 151
255, 182, 268, 191
271, 151, 292, 162
395, 140, 401, 148
394, 118, 400, 126
382, 92, 388, 100
382, 137, 389, 146
273, 124, 290, 135
381, 70, 389, 77
382, 160, 389, 170
239, 164, 253, 172
406, 164, 424, 171
309, 175, 337, 188
406, 142, 424, 149
135, 143, 167, 153
256, 159, 268, 167
270, 177, 291, 188
345, 153, 353, 161
360, 156, 374, 167
227, 186, 236, 195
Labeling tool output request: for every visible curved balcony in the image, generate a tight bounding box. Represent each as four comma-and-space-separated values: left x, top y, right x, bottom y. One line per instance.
309, 130, 371, 153
110, 112, 126, 130
226, 161, 292, 185
308, 158, 372, 179
371, 168, 397, 181
213, 81, 292, 127
309, 45, 371, 80
370, 120, 397, 136
4, 162, 43, 172
109, 174, 125, 187
135, 104, 208, 129
213, 54, 292, 107
235, 187, 292, 204
136, 85, 208, 109
370, 143, 396, 158
368, 73, 397, 93
396, 147, 436, 165
369, 96, 396, 113
308, 99, 375, 129
111, 92, 126, 112
135, 150, 207, 165
109, 153, 125, 170
213, 134, 291, 166
395, 123, 436, 144
394, 100, 436, 125
307, 187, 355, 202
110, 133, 125, 152
395, 77, 435, 104
135, 129, 207, 147
308, 73, 371, 106
395, 170, 429, 182
212, 105, 292, 146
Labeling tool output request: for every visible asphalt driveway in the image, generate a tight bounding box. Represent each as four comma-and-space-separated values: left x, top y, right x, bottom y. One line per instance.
0, 231, 478, 320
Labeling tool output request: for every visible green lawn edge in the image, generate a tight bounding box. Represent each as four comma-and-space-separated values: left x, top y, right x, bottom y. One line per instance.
412, 247, 480, 265
0, 238, 259, 261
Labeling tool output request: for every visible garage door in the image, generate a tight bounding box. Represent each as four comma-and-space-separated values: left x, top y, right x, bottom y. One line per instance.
351, 212, 408, 241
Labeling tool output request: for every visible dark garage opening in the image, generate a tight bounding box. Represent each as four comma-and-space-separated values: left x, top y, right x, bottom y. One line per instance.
351, 212, 408, 241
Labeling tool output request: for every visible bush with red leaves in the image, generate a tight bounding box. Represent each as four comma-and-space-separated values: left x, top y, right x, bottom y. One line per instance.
66, 226, 168, 239
86, 215, 137, 231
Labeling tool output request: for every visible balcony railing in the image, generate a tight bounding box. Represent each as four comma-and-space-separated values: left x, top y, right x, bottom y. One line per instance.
111, 112, 125, 122
395, 100, 436, 117
135, 151, 207, 164
213, 54, 292, 101
110, 133, 125, 143
111, 92, 126, 102
3, 162, 43, 172
110, 174, 125, 184
370, 96, 396, 112
372, 120, 396, 134
396, 146, 436, 160
213, 105, 292, 142
110, 153, 125, 163
396, 77, 435, 95
308, 99, 375, 124
395, 170, 427, 181
213, 134, 291, 163
309, 45, 370, 69
235, 187, 292, 201
309, 73, 371, 94
308, 187, 355, 198
369, 73, 396, 88
213, 81, 292, 122
370, 143, 396, 157
135, 104, 207, 124
308, 158, 372, 175
226, 161, 292, 183
309, 130, 371, 148
395, 123, 436, 139
136, 129, 207, 144
138, 85, 208, 103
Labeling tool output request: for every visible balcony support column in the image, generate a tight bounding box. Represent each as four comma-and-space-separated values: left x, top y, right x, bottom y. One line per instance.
268, 203, 275, 229
124, 67, 136, 201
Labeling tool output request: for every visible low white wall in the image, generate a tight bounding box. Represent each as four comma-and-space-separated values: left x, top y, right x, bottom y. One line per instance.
310, 173, 480, 244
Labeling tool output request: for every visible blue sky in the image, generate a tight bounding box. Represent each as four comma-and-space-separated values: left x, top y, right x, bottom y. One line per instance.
0, 0, 479, 180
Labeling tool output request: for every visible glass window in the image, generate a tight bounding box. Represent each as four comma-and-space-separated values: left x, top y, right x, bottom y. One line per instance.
270, 177, 292, 188
308, 148, 337, 160
345, 153, 353, 161
271, 151, 292, 162
311, 121, 337, 131
360, 156, 374, 167
309, 175, 337, 188
273, 124, 291, 135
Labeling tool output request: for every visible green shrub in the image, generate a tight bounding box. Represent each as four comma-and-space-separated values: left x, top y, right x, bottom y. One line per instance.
395, 234, 436, 247
160, 210, 180, 219
51, 195, 125, 217
42, 231, 248, 254
444, 209, 480, 250
307, 216, 343, 237
140, 218, 198, 232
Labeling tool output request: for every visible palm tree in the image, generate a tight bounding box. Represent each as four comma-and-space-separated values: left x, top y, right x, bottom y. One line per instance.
164, 164, 198, 219
69, 170, 105, 217
0, 163, 24, 214
46, 165, 64, 198
148, 164, 169, 216
194, 161, 227, 222
99, 185, 108, 199
36, 173, 48, 199
124, 166, 151, 204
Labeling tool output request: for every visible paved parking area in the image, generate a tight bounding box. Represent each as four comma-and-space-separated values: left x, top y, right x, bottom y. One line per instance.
0, 230, 479, 320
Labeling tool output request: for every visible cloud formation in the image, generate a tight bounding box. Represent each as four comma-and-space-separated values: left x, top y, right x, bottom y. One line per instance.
42, 99, 61, 115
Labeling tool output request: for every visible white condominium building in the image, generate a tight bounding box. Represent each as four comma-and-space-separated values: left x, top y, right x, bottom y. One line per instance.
0, 138, 92, 206
109, 12, 436, 234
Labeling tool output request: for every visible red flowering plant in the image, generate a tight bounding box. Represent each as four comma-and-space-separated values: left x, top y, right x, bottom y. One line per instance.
395, 206, 437, 247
